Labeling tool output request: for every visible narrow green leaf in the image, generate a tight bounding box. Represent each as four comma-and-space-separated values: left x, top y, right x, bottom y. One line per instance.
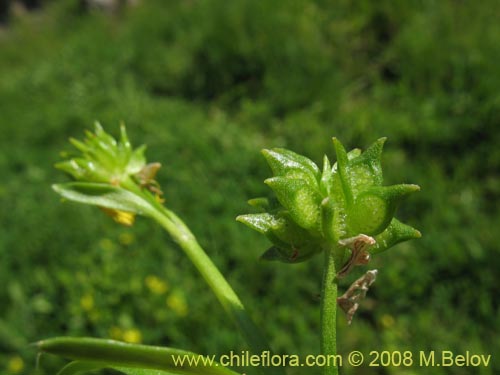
37, 337, 240, 375
52, 183, 155, 217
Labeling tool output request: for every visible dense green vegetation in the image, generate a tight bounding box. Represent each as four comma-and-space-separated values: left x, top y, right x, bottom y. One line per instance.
0, 1, 498, 374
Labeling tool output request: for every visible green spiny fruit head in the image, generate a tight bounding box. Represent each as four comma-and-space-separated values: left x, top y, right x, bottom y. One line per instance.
238, 138, 421, 264
56, 122, 147, 186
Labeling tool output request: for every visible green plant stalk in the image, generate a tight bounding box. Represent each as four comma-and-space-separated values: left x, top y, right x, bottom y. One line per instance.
320, 246, 339, 375
54, 177, 284, 375
148, 205, 284, 375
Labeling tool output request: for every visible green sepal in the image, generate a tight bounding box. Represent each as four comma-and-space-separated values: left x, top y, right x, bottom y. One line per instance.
246, 197, 282, 212
238, 212, 322, 263
332, 148, 361, 172
348, 138, 386, 194
52, 182, 155, 217
371, 218, 422, 254
69, 137, 90, 154
349, 184, 420, 236
271, 213, 319, 245
236, 213, 276, 234
264, 177, 321, 231
260, 246, 294, 263
320, 155, 333, 196
55, 159, 89, 181
320, 197, 336, 243
128, 145, 147, 173
84, 123, 119, 163
237, 213, 320, 249
332, 138, 353, 206
247, 198, 271, 211
260, 245, 321, 264
262, 148, 320, 187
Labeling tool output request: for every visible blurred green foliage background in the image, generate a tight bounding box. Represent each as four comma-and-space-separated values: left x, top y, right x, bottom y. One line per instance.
0, 1, 498, 374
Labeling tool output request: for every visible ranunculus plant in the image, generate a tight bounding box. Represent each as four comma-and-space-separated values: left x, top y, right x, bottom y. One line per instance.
37, 124, 420, 375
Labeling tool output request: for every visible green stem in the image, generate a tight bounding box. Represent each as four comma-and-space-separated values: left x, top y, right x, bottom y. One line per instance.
149, 207, 285, 375
320, 246, 339, 375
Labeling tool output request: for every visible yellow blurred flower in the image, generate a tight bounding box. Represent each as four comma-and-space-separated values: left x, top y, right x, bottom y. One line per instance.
7, 356, 24, 374
119, 232, 135, 245
123, 328, 142, 344
109, 326, 123, 340
98, 238, 116, 251
166, 293, 188, 317
380, 314, 395, 328
145, 275, 169, 295
80, 293, 94, 311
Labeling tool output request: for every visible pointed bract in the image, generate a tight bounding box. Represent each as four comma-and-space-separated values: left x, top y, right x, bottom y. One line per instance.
236, 213, 276, 234
262, 148, 319, 188
371, 218, 421, 254
348, 138, 386, 193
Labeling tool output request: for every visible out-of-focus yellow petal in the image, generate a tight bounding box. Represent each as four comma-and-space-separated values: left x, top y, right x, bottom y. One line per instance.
145, 275, 169, 294
166, 293, 188, 317
80, 293, 94, 311
100, 207, 136, 226
123, 328, 142, 344
7, 356, 24, 374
